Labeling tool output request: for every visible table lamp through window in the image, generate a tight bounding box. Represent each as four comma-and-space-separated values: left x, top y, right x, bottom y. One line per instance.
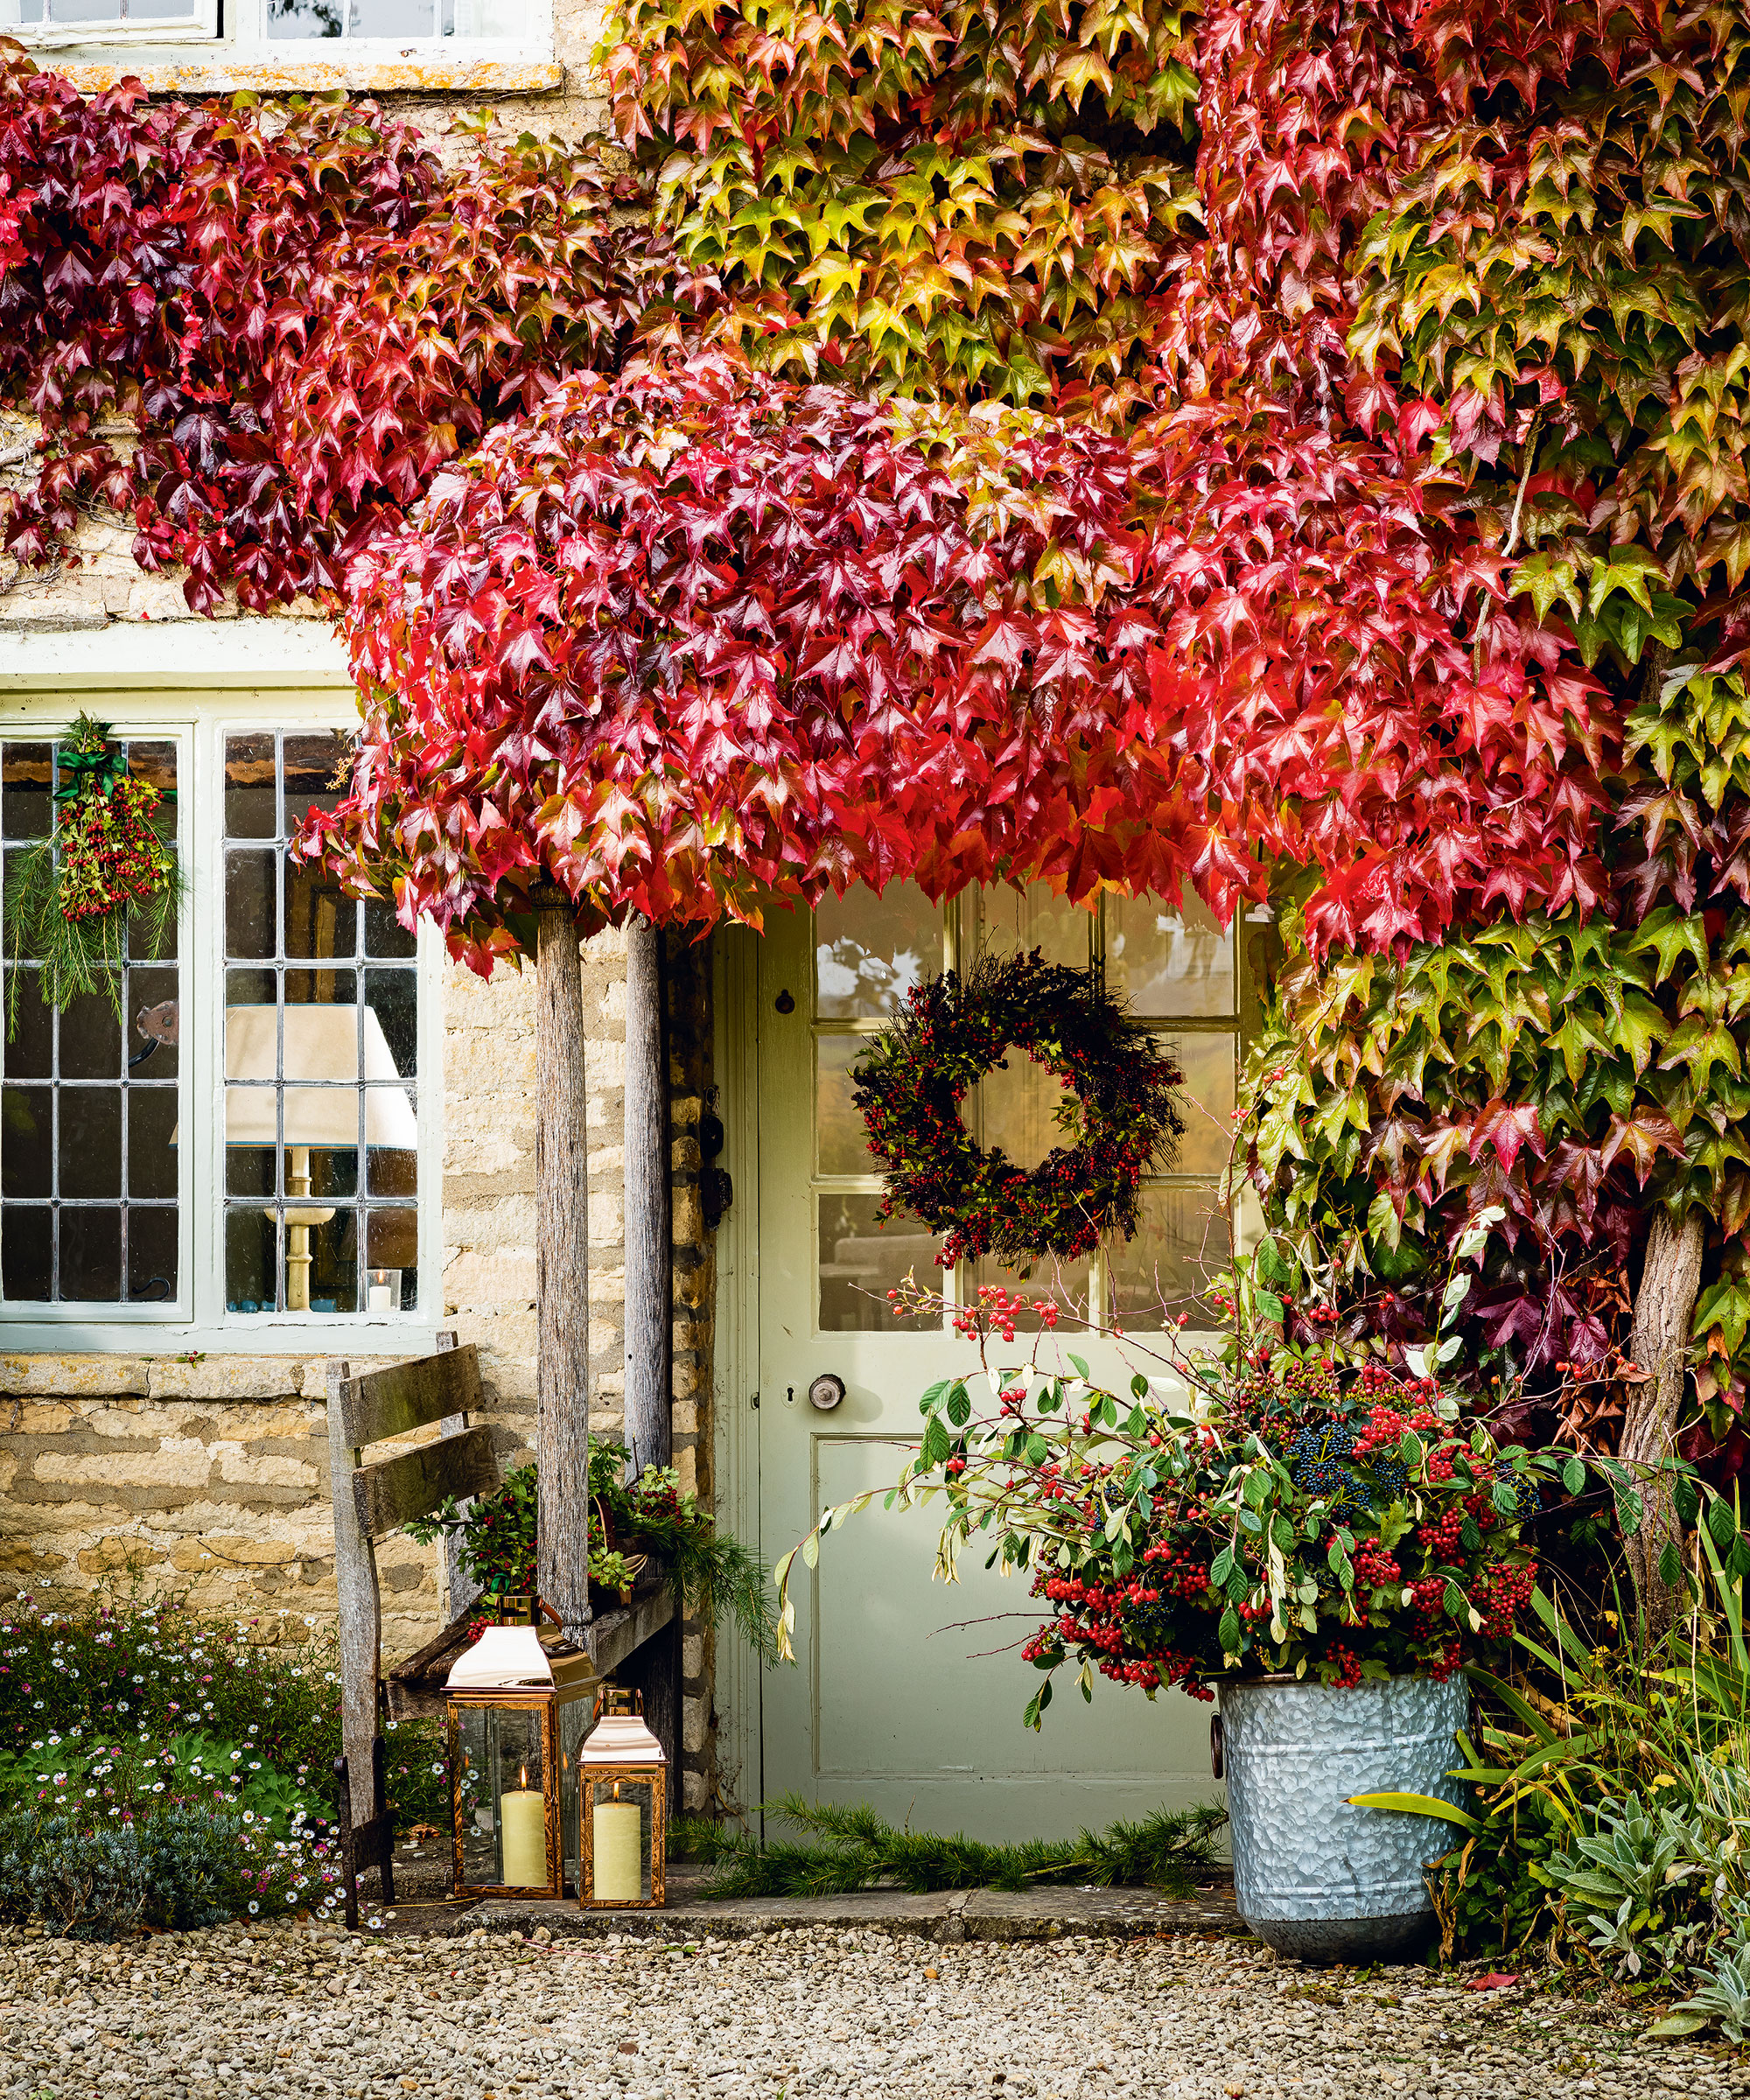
223, 1005, 417, 1312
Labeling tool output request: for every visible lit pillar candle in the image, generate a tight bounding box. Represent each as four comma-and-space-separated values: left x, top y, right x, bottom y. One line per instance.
499, 1768, 548, 1887
593, 1785, 643, 1901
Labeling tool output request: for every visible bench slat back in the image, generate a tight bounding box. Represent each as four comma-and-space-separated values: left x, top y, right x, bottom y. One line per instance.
332, 1342, 484, 1452
352, 1425, 500, 1542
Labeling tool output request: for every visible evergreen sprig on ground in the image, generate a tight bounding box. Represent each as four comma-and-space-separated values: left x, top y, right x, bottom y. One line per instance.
671, 1795, 1227, 1899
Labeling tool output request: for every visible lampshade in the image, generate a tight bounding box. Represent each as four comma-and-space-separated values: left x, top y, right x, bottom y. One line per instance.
581, 1704, 666, 1765
446, 1624, 556, 1690
222, 1004, 418, 1150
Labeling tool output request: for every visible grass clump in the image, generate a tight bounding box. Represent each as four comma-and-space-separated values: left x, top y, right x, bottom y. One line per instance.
671, 1794, 1227, 1899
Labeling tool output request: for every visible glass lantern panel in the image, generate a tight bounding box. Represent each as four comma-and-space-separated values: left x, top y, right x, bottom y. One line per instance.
456, 1704, 549, 1891
586, 1775, 655, 1903
558, 1696, 592, 1895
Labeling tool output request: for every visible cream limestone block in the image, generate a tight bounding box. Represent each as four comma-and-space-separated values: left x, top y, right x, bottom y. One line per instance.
77, 1538, 168, 1572
441, 1250, 538, 1304
212, 1446, 319, 1490
10, 1402, 75, 1436
147, 1358, 307, 1402
34, 1442, 210, 1490
168, 1536, 299, 1572
681, 1697, 707, 1755
0, 1357, 149, 1396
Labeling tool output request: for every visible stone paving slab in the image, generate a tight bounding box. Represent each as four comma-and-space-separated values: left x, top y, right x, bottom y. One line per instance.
391, 1882, 1247, 1944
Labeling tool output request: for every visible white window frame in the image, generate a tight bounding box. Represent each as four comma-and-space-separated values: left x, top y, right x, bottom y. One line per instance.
0, 648, 442, 1354
4, 0, 548, 63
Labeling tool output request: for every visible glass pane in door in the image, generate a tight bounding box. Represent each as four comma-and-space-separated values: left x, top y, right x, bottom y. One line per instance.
815, 883, 942, 1018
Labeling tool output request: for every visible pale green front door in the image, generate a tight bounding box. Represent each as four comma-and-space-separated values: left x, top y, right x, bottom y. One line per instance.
750, 882, 1267, 1841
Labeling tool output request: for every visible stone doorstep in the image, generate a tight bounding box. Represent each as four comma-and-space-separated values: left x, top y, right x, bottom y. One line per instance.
379, 1884, 1247, 1946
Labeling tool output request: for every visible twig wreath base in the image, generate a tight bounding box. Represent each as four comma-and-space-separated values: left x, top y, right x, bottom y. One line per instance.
851, 948, 1186, 1269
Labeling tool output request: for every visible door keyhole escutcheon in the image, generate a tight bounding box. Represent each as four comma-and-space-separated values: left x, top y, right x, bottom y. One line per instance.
808, 1373, 846, 1411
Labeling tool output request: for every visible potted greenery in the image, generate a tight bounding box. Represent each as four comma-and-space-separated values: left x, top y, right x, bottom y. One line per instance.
778, 1211, 1590, 1960
410, 1436, 780, 1661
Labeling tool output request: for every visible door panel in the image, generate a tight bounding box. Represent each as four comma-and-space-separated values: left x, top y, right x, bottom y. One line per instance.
755, 892, 1238, 1840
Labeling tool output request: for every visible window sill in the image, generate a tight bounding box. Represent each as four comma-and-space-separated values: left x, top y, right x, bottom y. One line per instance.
46, 50, 564, 92
0, 1318, 441, 1355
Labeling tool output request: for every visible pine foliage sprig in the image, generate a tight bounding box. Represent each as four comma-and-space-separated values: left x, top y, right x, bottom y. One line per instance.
670, 1794, 1228, 1898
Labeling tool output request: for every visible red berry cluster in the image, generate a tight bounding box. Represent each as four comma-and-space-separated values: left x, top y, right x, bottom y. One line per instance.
1418, 1504, 1466, 1558
1325, 1642, 1365, 1690
59, 775, 174, 923
1349, 1540, 1401, 1589
1140, 1537, 1216, 1600
1349, 1403, 1439, 1461
1468, 1558, 1535, 1638
946, 1283, 1060, 1344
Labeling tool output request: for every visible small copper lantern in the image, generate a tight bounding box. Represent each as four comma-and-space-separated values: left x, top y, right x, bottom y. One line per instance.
446, 1606, 596, 1898
578, 1686, 667, 1908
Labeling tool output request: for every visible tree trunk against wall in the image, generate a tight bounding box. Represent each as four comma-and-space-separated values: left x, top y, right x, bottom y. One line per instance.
1621, 1204, 1707, 1637
536, 897, 592, 1642
624, 914, 672, 1474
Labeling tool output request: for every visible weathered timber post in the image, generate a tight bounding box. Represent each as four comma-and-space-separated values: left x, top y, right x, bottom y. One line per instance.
621, 913, 679, 1764
326, 1355, 380, 1827
624, 915, 672, 1474
535, 891, 592, 1643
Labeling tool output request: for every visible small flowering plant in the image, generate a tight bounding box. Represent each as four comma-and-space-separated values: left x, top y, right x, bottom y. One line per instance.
778, 1212, 1591, 1721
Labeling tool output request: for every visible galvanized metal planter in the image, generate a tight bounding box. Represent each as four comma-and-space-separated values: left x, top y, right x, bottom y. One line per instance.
1216, 1673, 1468, 1963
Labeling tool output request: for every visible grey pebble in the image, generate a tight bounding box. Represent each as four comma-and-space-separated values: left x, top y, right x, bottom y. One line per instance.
0, 1920, 1738, 2099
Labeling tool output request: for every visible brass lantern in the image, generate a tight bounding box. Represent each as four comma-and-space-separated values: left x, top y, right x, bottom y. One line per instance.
445, 1608, 596, 1898
578, 1687, 667, 1908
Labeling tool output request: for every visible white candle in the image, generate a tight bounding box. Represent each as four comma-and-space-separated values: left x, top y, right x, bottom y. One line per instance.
368, 1285, 392, 1311
593, 1789, 643, 1901
499, 1784, 547, 1887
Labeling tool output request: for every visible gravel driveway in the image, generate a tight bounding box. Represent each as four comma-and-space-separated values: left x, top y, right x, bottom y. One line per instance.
0, 1920, 1742, 2099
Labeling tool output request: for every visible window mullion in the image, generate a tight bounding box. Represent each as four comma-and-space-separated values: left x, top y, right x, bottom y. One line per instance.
189, 717, 223, 1332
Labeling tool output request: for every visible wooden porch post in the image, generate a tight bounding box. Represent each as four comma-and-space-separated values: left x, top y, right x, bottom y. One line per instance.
535, 893, 592, 1643
623, 915, 672, 1474
620, 914, 679, 1766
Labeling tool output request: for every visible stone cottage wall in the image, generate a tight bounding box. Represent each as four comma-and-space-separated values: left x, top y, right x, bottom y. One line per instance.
0, 920, 720, 1807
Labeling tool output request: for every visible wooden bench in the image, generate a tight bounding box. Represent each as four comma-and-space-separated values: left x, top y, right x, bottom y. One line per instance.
326, 1332, 497, 1928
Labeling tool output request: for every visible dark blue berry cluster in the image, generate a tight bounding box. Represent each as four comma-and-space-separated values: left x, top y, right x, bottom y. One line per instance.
1285, 1420, 1404, 1519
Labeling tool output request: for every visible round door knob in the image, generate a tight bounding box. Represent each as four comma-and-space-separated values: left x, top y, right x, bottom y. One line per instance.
808, 1373, 847, 1412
